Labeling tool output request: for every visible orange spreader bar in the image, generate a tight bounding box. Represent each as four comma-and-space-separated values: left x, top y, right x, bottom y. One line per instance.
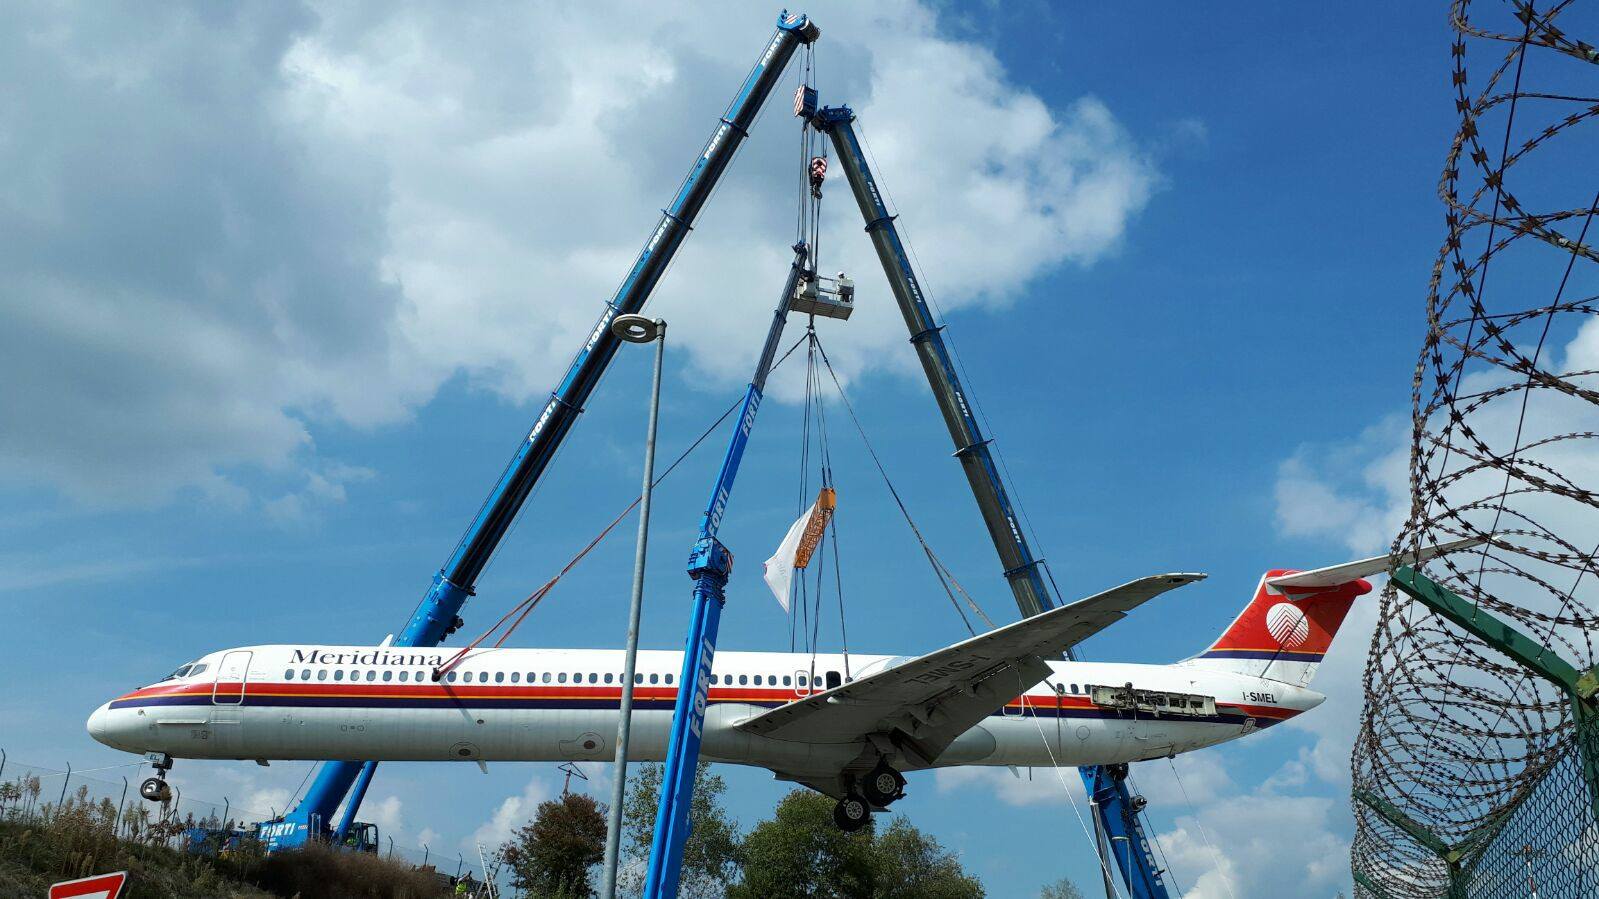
792, 486, 836, 569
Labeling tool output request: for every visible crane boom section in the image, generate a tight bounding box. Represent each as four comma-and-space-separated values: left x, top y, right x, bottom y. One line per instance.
413, 10, 820, 642
644, 247, 812, 898
1081, 765, 1174, 899
275, 10, 821, 850
815, 106, 1055, 620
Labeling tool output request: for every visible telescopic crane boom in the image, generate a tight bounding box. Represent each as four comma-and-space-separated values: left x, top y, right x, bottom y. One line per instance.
258, 10, 821, 851
813, 106, 1053, 620
814, 105, 1171, 899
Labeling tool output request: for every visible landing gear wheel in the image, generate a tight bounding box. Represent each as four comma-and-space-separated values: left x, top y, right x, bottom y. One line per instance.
833, 793, 871, 832
861, 763, 906, 807
139, 777, 172, 803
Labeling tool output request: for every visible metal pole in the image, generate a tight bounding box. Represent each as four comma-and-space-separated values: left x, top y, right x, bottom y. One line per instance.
57, 762, 71, 809
602, 318, 667, 899
117, 777, 128, 838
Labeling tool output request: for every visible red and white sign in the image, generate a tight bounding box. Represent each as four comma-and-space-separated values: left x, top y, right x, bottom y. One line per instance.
49, 871, 127, 899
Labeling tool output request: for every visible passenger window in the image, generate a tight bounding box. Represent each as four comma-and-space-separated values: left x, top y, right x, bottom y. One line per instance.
495, 672, 505, 684
739, 674, 748, 686
559, 673, 568, 684
634, 673, 643, 685
1070, 683, 1079, 694
316, 670, 328, 681
542, 672, 551, 684
301, 668, 311, 680
649, 674, 659, 685
783, 675, 792, 686
665, 674, 674, 685
709, 674, 718, 685
333, 670, 345, 682
382, 671, 393, 682
588, 673, 597, 684
284, 669, 295, 680
366, 671, 377, 682
446, 672, 458, 683
510, 672, 520, 684
399, 671, 409, 683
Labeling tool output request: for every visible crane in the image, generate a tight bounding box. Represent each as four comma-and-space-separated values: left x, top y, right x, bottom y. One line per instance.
252, 9, 821, 852
642, 244, 814, 899
813, 104, 1172, 899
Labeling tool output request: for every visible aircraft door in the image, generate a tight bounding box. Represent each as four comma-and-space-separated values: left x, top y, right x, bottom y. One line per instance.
794, 669, 811, 698
212, 651, 251, 705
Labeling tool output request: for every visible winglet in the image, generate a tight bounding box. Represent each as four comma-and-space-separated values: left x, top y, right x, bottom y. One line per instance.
1265, 536, 1488, 590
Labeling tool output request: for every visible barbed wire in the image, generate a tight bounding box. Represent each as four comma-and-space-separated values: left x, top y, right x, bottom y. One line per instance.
1351, 2, 1599, 896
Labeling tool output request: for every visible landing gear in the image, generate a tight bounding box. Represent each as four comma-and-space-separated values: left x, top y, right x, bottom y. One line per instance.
832, 793, 871, 832
140, 752, 173, 803
139, 777, 171, 803
860, 761, 906, 807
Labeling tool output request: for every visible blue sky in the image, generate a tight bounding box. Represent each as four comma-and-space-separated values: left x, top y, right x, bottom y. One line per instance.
1, 2, 1468, 896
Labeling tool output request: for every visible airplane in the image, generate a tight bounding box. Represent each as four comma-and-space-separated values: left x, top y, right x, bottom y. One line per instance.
87, 540, 1472, 831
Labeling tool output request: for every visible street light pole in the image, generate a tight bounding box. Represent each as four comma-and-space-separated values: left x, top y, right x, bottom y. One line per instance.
602, 314, 667, 899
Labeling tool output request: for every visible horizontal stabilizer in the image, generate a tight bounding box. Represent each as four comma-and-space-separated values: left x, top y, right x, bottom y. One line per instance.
1265, 536, 1488, 590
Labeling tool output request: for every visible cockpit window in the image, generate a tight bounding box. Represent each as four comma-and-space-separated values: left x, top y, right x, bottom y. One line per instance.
161, 663, 195, 681
188, 663, 209, 677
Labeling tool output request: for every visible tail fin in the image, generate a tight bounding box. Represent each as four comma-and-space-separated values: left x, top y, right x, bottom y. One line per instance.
1180, 572, 1370, 687
1179, 539, 1485, 686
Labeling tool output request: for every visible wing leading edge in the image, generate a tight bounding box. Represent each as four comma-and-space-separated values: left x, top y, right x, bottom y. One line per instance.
735, 573, 1205, 766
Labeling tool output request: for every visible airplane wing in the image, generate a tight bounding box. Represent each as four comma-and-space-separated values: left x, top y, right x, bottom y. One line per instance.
736, 573, 1204, 767
1265, 536, 1487, 590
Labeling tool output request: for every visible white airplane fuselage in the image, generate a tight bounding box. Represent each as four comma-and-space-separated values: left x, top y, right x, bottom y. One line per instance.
89, 643, 1320, 780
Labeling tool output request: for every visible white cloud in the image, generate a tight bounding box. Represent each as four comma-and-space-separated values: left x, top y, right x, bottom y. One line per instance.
1, 0, 1160, 507
934, 763, 1087, 809
471, 772, 554, 850
363, 794, 406, 836
1158, 789, 1349, 899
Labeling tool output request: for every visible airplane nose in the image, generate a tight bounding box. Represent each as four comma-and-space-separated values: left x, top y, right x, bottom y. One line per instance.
87, 702, 113, 744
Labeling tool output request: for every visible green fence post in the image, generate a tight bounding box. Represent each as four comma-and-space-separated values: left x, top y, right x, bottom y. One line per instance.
1352, 869, 1393, 899
1353, 787, 1470, 897
1390, 565, 1599, 821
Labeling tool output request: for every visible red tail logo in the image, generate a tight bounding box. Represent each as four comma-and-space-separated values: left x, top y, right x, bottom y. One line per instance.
1200, 571, 1371, 663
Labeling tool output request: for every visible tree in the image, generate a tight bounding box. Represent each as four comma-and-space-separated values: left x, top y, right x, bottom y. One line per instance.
870, 817, 982, 899
621, 762, 742, 898
730, 791, 876, 899
1041, 878, 1085, 899
730, 790, 983, 899
502, 791, 608, 898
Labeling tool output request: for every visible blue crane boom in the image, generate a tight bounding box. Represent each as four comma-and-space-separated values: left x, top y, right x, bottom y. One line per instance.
643, 245, 812, 899
814, 105, 1170, 899
1081, 765, 1173, 898
813, 106, 1054, 620
260, 10, 821, 851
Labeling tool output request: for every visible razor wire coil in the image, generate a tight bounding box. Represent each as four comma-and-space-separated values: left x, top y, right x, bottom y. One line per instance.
1352, 1, 1599, 897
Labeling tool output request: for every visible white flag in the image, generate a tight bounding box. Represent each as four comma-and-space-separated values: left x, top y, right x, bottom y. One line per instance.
762, 503, 814, 613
